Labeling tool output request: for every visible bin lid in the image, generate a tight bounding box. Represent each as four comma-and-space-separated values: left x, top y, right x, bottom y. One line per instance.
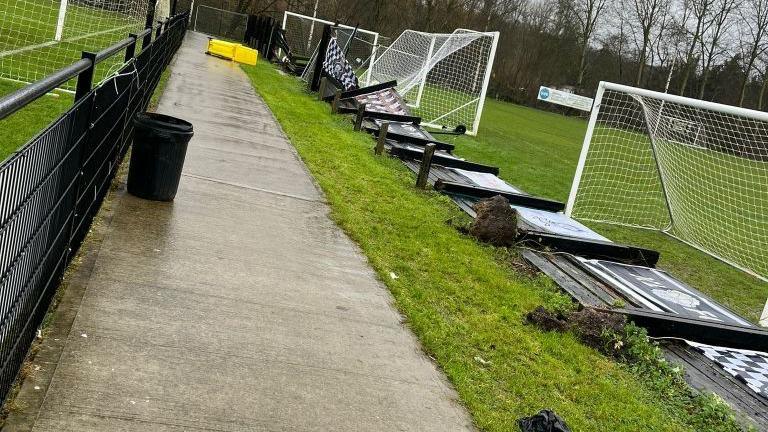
135, 112, 193, 134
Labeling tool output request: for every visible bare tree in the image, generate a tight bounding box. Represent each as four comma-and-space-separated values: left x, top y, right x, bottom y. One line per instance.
738, 0, 768, 105
756, 54, 768, 108
564, 0, 609, 87
625, 0, 667, 85
678, 0, 717, 94
697, 0, 737, 99
645, 3, 679, 88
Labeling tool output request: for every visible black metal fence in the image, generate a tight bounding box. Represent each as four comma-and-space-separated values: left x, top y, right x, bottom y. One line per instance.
0, 10, 188, 405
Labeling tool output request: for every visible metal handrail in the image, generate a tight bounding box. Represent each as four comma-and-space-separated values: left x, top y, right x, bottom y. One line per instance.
0, 59, 92, 120
95, 36, 137, 63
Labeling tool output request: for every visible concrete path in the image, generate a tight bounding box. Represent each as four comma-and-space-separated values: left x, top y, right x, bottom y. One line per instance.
7, 32, 474, 431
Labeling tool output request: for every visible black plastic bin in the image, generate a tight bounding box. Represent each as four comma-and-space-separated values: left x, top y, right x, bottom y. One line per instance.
127, 113, 194, 201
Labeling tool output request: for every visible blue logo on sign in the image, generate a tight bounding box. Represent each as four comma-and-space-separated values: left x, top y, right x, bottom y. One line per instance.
539, 87, 550, 100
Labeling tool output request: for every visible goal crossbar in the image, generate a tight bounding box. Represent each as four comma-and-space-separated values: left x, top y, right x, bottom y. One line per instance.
282, 11, 380, 38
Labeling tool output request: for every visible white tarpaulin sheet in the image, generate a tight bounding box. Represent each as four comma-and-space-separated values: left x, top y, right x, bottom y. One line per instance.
512, 206, 610, 242
452, 169, 520, 193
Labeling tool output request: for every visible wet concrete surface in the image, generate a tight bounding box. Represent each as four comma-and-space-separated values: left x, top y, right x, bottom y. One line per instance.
5, 32, 474, 431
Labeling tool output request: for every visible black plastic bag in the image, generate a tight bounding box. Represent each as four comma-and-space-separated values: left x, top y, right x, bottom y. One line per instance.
518, 409, 572, 432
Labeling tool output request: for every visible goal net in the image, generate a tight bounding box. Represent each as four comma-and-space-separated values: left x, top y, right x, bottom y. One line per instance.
0, 0, 158, 90
281, 11, 381, 72
566, 81, 768, 281
359, 29, 499, 136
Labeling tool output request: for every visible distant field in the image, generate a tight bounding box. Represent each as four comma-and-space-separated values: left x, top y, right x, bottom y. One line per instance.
448, 99, 768, 322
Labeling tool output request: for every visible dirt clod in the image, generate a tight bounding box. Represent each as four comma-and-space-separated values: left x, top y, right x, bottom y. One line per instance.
526, 306, 568, 332
469, 195, 518, 246
568, 308, 626, 349
527, 306, 626, 351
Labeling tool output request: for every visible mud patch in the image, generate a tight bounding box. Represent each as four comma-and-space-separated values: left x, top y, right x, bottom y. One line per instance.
526, 306, 626, 352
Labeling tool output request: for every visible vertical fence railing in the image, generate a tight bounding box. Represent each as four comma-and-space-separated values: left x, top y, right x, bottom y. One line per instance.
0, 10, 188, 406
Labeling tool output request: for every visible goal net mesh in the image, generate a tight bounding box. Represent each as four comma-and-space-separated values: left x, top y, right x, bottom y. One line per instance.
360, 29, 496, 135
569, 85, 768, 280
0, 0, 155, 90
282, 13, 380, 72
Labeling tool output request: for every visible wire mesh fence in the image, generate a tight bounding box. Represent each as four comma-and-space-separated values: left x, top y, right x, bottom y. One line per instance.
0, 10, 187, 406
192, 4, 247, 41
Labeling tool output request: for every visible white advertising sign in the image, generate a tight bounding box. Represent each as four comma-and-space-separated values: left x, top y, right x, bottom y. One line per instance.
537, 86, 593, 112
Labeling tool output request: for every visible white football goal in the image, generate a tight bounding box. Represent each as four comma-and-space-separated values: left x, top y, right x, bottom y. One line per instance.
566, 81, 768, 282
281, 11, 381, 72
360, 29, 499, 136
0, 0, 160, 89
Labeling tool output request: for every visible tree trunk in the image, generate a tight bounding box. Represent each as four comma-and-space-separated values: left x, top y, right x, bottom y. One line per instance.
635, 43, 647, 86
678, 63, 690, 96
576, 41, 588, 87
759, 77, 768, 110
740, 77, 749, 107
698, 68, 711, 99
740, 56, 757, 106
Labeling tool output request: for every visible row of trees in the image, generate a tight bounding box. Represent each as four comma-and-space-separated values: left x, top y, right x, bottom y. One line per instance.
203, 0, 768, 110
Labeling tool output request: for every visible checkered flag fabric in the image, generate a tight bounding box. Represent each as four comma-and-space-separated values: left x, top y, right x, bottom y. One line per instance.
687, 341, 768, 400
354, 88, 410, 116
322, 37, 358, 91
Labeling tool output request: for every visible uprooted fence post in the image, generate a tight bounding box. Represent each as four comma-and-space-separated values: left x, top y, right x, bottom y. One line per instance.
416, 143, 436, 189
331, 89, 341, 113
318, 77, 327, 101
310, 25, 333, 92
375, 122, 389, 155
353, 103, 367, 131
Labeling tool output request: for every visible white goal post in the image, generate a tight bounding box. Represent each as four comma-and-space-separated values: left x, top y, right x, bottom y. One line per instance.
359, 29, 499, 136
566, 81, 768, 282
281, 11, 380, 71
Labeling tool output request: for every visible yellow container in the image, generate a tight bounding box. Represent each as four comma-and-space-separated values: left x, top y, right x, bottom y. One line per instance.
234, 45, 258, 65
206, 39, 237, 60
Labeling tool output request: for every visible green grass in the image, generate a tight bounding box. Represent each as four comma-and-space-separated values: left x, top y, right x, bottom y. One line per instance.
242, 61, 744, 432
0, 80, 72, 161
0, 0, 145, 93
444, 100, 768, 322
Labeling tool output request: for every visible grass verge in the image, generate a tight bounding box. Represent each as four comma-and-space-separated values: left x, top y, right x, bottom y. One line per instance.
242, 62, 744, 432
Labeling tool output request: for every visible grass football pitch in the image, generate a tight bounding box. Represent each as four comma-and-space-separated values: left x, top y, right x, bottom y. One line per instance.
0, 0, 152, 158
0, 0, 147, 92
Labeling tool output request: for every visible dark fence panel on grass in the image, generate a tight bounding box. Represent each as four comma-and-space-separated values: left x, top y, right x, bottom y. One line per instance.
0, 11, 188, 406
